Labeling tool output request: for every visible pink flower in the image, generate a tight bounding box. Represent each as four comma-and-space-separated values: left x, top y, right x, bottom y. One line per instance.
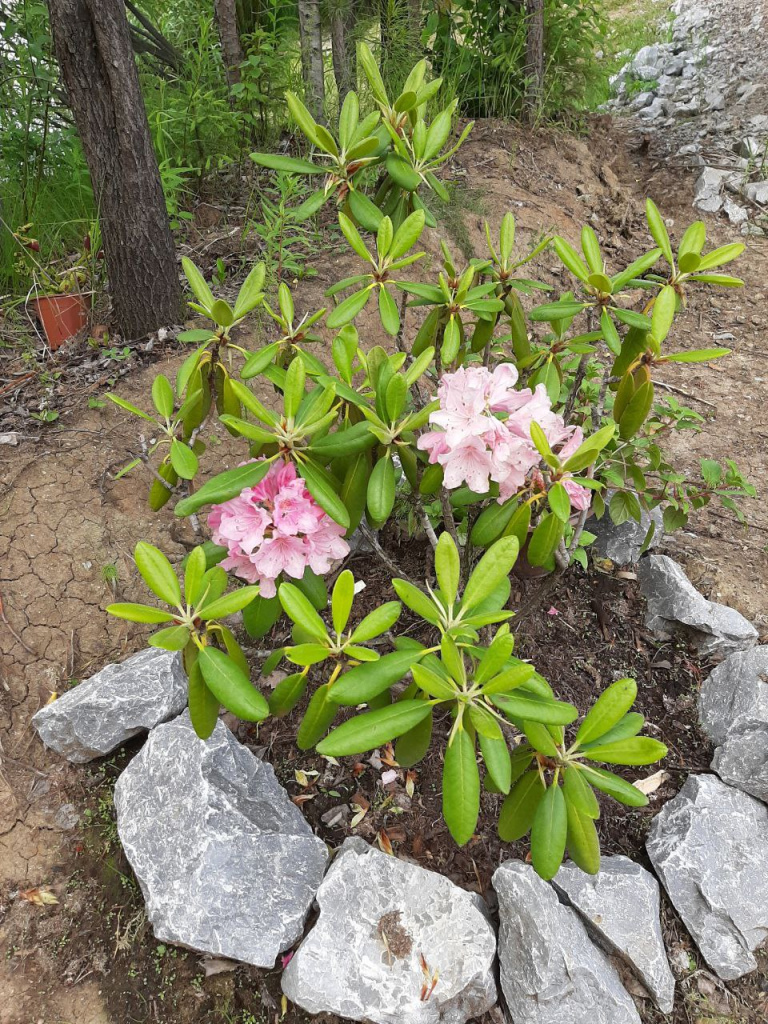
554, 428, 592, 513
208, 459, 350, 596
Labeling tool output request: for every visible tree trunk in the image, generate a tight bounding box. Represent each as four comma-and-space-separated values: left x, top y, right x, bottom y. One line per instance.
297, 0, 325, 122
523, 0, 545, 120
407, 0, 421, 58
330, 0, 356, 101
213, 0, 244, 87
48, 0, 181, 339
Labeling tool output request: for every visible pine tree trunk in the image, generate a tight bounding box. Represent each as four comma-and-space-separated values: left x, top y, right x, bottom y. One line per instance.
330, 0, 356, 101
523, 0, 545, 120
48, 0, 181, 339
213, 0, 244, 87
297, 0, 325, 121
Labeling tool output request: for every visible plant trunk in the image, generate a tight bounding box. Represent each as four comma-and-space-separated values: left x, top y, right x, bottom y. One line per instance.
330, 0, 356, 100
48, 0, 181, 339
523, 0, 545, 120
297, 0, 325, 122
213, 0, 244, 87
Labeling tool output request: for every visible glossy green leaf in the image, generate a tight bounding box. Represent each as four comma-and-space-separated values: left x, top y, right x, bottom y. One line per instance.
349, 601, 402, 643
317, 700, 432, 755
198, 585, 261, 621
443, 727, 480, 845
278, 582, 329, 641
198, 646, 268, 721
576, 678, 638, 746
461, 536, 519, 612
134, 541, 182, 607
491, 691, 578, 726
106, 603, 175, 624
175, 459, 273, 517
188, 657, 220, 739
578, 764, 649, 807
332, 570, 355, 634
148, 625, 190, 650
582, 737, 668, 766
531, 783, 567, 880
330, 650, 424, 705
498, 770, 545, 841
268, 671, 309, 717
565, 799, 601, 874
297, 682, 339, 749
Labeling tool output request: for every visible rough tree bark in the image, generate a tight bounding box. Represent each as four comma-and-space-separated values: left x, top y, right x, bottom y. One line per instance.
213, 0, 244, 87
523, 0, 545, 120
297, 0, 325, 121
47, 0, 181, 338
330, 0, 356, 101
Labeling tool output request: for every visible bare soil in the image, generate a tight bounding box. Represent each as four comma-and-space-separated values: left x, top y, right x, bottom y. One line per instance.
1, 118, 767, 1024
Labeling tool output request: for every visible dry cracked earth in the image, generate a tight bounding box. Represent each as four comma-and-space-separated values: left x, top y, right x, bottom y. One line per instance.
1, 4, 768, 1021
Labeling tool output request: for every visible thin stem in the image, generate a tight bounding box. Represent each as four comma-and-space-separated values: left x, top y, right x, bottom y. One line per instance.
357, 523, 419, 587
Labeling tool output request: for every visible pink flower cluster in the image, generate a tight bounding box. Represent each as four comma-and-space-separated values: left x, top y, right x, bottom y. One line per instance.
209, 460, 349, 597
418, 364, 591, 510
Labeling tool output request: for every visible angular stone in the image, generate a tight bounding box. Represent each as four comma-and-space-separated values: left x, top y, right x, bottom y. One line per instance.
699, 648, 768, 801
282, 838, 496, 1024
115, 712, 328, 967
745, 181, 768, 205
32, 648, 187, 762
493, 860, 641, 1024
647, 774, 768, 980
591, 501, 663, 564
629, 91, 654, 111
554, 856, 675, 1013
637, 555, 757, 656
694, 168, 729, 212
723, 198, 749, 226
632, 64, 661, 82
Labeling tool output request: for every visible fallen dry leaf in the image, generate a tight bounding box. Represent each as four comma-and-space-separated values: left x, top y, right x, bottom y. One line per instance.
377, 829, 394, 855
19, 886, 58, 907
405, 771, 417, 798
633, 769, 669, 795
201, 956, 237, 977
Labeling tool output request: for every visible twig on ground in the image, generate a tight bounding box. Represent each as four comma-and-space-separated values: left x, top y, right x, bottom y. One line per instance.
0, 592, 33, 654
358, 523, 420, 587
652, 378, 717, 409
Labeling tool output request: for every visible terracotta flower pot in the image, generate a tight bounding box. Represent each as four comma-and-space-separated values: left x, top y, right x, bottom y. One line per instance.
33, 292, 91, 350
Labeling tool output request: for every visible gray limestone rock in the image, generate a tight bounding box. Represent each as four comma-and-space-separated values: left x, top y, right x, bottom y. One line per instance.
694, 167, 729, 212
723, 198, 749, 225
629, 91, 654, 111
647, 774, 768, 980
590, 502, 663, 565
699, 647, 768, 801
115, 712, 328, 967
282, 838, 496, 1024
633, 64, 661, 82
637, 555, 757, 656
745, 180, 768, 205
493, 860, 641, 1024
32, 648, 187, 762
554, 857, 675, 1014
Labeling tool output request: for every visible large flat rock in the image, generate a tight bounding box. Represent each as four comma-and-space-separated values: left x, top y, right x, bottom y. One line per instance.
590, 502, 664, 565
493, 860, 641, 1024
647, 774, 768, 979
637, 555, 757, 656
699, 648, 768, 801
114, 712, 328, 967
32, 648, 187, 762
554, 856, 675, 1013
282, 837, 497, 1024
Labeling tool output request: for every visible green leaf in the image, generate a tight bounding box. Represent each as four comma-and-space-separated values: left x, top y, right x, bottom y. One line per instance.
268, 671, 309, 717
389, 209, 426, 260
326, 286, 373, 329
663, 347, 730, 363
645, 199, 673, 266
249, 152, 325, 174
523, 721, 559, 757
480, 663, 535, 695
188, 657, 220, 739
461, 536, 519, 612
330, 650, 424, 705
151, 374, 174, 419
385, 153, 421, 191
106, 603, 175, 624
610, 307, 651, 330
175, 459, 273, 517
412, 663, 457, 700
339, 211, 373, 263
134, 541, 182, 607
184, 546, 207, 607
529, 301, 588, 322
619, 381, 654, 441
233, 262, 266, 320
367, 454, 396, 521
443, 727, 480, 845
378, 285, 400, 336
697, 242, 744, 271
651, 285, 676, 345
198, 585, 261, 621
548, 483, 571, 523
678, 221, 706, 260
106, 393, 156, 423
498, 770, 545, 841
349, 601, 402, 643
181, 256, 215, 312
565, 799, 601, 874
600, 307, 621, 356
609, 490, 642, 527
297, 682, 339, 749
210, 298, 234, 328
490, 691, 578, 726
581, 225, 603, 274
198, 646, 268, 721
317, 700, 433, 755
392, 579, 441, 624
576, 678, 638, 746
395, 709, 433, 767
582, 737, 668, 766
285, 643, 330, 666
527, 513, 563, 568
553, 237, 590, 283
242, 593, 282, 639
478, 729, 512, 794
562, 765, 600, 819
148, 625, 191, 650
170, 439, 199, 480
578, 764, 649, 807
283, 356, 306, 420
474, 632, 516, 685
332, 570, 355, 634
278, 582, 329, 641
435, 532, 460, 606
581, 711, 644, 748
297, 460, 351, 528
531, 783, 567, 880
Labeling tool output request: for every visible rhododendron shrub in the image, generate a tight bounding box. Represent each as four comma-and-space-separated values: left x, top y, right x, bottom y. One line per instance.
107, 48, 755, 879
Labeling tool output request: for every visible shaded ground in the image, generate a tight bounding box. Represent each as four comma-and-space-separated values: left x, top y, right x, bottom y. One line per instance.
1, 116, 767, 1023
